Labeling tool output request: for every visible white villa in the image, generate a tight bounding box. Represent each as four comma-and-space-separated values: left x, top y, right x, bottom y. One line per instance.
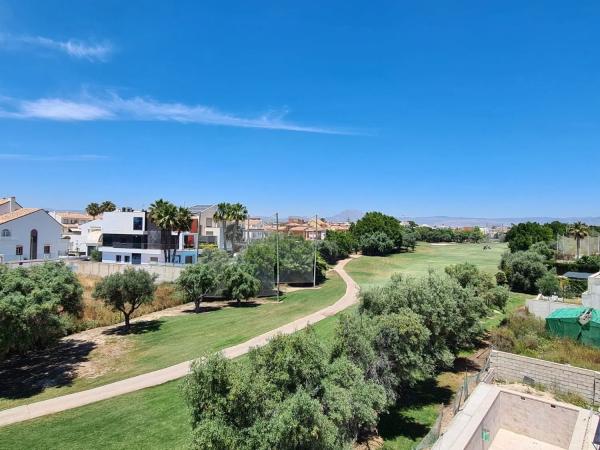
0, 197, 67, 263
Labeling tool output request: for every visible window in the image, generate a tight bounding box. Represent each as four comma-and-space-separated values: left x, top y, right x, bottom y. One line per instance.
206, 231, 213, 236
44, 245, 51, 255
124, 255, 130, 263
149, 257, 159, 263
206, 218, 213, 227
185, 256, 193, 264
1, 229, 11, 237
116, 255, 122, 262
16, 245, 23, 256
133, 217, 143, 230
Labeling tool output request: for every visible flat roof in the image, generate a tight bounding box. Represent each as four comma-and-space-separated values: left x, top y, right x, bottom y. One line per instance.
563, 271, 595, 280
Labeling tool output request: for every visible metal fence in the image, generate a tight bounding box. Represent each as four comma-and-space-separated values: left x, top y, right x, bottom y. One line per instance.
557, 234, 600, 259
413, 355, 491, 450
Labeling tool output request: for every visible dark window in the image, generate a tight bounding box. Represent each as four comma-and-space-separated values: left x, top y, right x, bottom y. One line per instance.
16, 245, 23, 256
185, 255, 193, 264
124, 255, 130, 263
44, 245, 50, 254
116, 255, 122, 262
133, 217, 143, 230
1, 229, 10, 237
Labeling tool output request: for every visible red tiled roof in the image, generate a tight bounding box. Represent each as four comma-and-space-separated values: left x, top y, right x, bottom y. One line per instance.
0, 208, 41, 225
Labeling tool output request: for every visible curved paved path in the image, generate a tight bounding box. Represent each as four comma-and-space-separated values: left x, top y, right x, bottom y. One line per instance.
0, 257, 360, 428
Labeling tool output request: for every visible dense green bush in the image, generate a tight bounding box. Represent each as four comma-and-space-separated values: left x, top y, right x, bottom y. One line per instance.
358, 231, 395, 256
360, 271, 488, 368
445, 262, 494, 295
414, 226, 485, 243
319, 230, 356, 264
0, 262, 83, 359
555, 255, 600, 275
505, 222, 554, 252
536, 271, 560, 296
500, 250, 548, 293
484, 286, 510, 310
183, 329, 387, 449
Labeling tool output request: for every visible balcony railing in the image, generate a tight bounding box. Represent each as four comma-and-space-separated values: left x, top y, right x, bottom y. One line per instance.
107, 242, 171, 250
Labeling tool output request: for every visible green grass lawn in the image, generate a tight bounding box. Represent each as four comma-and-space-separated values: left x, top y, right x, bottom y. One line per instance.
0, 304, 350, 450
0, 271, 345, 411
346, 242, 507, 289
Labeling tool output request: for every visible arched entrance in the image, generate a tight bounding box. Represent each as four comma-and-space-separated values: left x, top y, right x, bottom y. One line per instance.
30, 229, 38, 260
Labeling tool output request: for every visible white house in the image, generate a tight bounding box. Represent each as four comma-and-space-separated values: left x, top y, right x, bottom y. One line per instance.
189, 204, 222, 249
0, 197, 67, 263
68, 219, 103, 256
98, 209, 197, 265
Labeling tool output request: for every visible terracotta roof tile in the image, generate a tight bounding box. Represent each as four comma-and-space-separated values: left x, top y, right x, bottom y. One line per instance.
0, 208, 41, 225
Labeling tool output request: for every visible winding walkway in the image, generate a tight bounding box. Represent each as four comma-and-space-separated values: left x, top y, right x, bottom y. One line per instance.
0, 257, 360, 428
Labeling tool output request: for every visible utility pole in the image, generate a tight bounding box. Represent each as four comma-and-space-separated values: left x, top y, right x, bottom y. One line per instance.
313, 214, 318, 287
276, 212, 280, 302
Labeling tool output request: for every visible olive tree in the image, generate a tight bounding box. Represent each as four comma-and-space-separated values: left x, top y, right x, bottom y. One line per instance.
177, 264, 218, 313
93, 269, 157, 330
222, 265, 260, 305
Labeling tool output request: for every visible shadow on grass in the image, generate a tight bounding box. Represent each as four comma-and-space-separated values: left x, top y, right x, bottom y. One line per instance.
0, 339, 97, 400
102, 319, 163, 336
226, 301, 261, 308
377, 378, 453, 443
181, 305, 224, 314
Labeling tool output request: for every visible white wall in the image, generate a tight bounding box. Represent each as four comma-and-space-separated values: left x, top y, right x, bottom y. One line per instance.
582, 273, 600, 309
0, 210, 66, 262
100, 211, 146, 234
101, 249, 164, 264
0, 197, 21, 215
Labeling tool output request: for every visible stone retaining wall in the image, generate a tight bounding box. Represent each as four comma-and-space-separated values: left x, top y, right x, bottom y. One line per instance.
490, 350, 600, 404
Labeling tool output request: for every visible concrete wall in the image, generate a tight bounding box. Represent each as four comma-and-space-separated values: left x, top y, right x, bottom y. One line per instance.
100, 211, 146, 235
526, 295, 581, 320
464, 390, 580, 450
69, 261, 183, 283
583, 272, 600, 309
490, 350, 600, 404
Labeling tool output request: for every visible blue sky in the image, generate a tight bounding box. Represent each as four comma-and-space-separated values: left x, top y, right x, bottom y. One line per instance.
1, 1, 599, 217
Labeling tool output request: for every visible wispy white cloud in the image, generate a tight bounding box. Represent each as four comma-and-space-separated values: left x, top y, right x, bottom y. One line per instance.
0, 33, 112, 61
0, 153, 108, 162
0, 93, 349, 134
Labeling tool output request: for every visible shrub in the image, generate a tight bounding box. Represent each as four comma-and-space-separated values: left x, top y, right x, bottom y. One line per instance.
445, 262, 494, 295
495, 271, 508, 286
350, 211, 403, 250
0, 262, 84, 359
358, 231, 394, 256
484, 286, 510, 311
490, 327, 516, 352
90, 249, 102, 262
501, 250, 548, 293
536, 271, 560, 296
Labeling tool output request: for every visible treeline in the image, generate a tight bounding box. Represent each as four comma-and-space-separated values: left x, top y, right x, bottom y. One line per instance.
413, 226, 485, 244
183, 263, 505, 449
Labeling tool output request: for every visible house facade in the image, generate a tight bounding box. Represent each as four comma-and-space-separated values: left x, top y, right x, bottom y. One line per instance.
97, 210, 198, 265
0, 197, 67, 263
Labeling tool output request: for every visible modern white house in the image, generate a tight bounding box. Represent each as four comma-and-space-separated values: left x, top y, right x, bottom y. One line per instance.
0, 197, 67, 263
97, 209, 198, 265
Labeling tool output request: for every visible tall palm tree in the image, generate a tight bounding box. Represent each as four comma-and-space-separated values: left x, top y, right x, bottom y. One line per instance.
86, 202, 101, 219
172, 206, 192, 262
569, 221, 590, 259
214, 203, 232, 252
100, 201, 116, 213
149, 199, 178, 262
229, 203, 248, 252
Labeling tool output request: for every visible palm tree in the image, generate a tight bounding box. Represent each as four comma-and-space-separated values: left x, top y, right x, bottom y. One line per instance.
569, 221, 590, 259
172, 206, 192, 262
100, 201, 116, 213
86, 202, 101, 219
149, 199, 178, 262
229, 203, 248, 252
214, 203, 232, 252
